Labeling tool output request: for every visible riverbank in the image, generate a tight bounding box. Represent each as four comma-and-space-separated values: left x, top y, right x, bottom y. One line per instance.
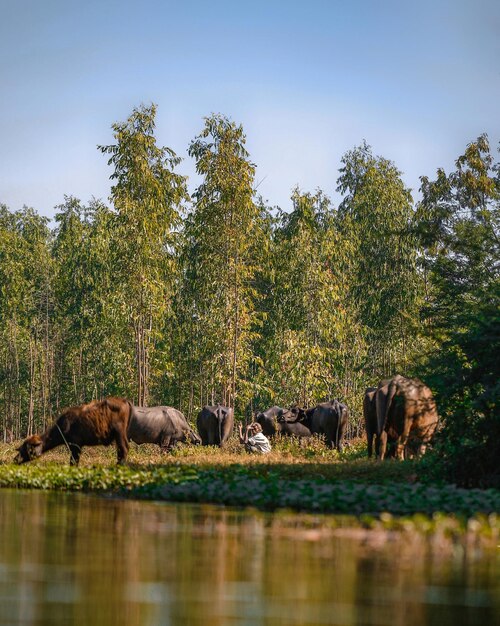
1, 440, 499, 521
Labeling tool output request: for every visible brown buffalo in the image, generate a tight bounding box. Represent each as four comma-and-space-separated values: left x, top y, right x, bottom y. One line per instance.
375, 375, 439, 460
14, 397, 132, 465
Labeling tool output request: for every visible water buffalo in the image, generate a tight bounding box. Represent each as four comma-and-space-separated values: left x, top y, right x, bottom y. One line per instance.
14, 397, 132, 466
363, 387, 378, 457
128, 406, 202, 451
256, 406, 313, 440
283, 401, 348, 450
256, 406, 285, 437
310, 400, 349, 451
197, 405, 234, 447
276, 411, 313, 439
375, 374, 439, 460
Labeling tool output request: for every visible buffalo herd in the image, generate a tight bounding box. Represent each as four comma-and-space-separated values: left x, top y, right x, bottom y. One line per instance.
14, 374, 439, 465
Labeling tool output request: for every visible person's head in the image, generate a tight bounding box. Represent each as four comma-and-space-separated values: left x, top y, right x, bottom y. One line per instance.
249, 422, 263, 435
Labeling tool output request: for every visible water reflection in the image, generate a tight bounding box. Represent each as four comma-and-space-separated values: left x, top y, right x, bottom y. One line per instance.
0, 490, 497, 625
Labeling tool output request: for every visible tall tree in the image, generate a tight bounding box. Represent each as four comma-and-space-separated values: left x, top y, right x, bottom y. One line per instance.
99, 104, 188, 405
416, 134, 500, 485
0, 205, 53, 437
176, 114, 264, 413
259, 188, 332, 407
336, 142, 420, 378
53, 196, 130, 405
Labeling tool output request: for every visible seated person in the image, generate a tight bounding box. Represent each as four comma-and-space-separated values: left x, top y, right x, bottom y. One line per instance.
238, 422, 271, 454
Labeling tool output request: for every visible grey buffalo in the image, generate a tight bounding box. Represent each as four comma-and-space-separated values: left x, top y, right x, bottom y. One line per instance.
197, 405, 234, 447
311, 401, 348, 451
128, 406, 201, 452
286, 400, 348, 451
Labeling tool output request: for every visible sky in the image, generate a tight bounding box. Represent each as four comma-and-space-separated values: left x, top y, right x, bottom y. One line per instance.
1, 0, 499, 219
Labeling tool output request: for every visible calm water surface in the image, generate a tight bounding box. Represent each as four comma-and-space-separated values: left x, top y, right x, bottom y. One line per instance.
0, 490, 498, 626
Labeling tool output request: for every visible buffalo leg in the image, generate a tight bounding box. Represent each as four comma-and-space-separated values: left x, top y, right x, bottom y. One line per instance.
160, 435, 172, 453
377, 431, 388, 460
69, 444, 81, 466
115, 429, 129, 464
396, 421, 412, 460
367, 432, 374, 458
336, 421, 347, 453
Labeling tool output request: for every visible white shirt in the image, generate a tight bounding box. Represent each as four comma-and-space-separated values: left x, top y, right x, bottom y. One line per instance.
247, 432, 271, 453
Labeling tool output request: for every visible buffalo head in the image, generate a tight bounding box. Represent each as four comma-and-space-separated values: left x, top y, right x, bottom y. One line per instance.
15, 435, 44, 464
184, 428, 202, 446
278, 406, 314, 426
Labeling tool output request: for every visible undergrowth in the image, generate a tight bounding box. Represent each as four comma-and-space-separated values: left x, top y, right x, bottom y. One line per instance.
0, 438, 499, 518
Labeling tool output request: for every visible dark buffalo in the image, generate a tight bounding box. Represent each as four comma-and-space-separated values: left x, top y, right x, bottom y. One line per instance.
375, 375, 438, 460
286, 401, 348, 451
310, 401, 348, 451
363, 387, 378, 458
128, 406, 202, 451
276, 410, 313, 439
197, 405, 234, 447
256, 406, 284, 437
257, 406, 313, 440
14, 397, 132, 466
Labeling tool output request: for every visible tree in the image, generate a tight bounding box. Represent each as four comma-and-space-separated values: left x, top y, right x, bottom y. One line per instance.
336, 142, 421, 378
174, 114, 264, 414
416, 134, 500, 486
99, 104, 188, 405
53, 196, 131, 405
0, 205, 53, 437
258, 188, 333, 407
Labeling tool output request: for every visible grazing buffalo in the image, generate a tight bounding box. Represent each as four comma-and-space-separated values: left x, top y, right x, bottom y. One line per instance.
286, 401, 348, 451
128, 406, 202, 451
363, 387, 378, 458
14, 397, 132, 466
375, 374, 439, 460
197, 405, 234, 447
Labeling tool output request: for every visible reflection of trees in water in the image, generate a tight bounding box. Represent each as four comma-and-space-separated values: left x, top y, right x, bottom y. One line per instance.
0, 493, 498, 626
353, 532, 499, 626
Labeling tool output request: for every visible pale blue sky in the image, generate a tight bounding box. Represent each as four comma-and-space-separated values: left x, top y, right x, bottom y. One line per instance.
1, 0, 499, 217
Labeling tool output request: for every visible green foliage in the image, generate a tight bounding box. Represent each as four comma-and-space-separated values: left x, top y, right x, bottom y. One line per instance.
0, 205, 53, 435
416, 135, 500, 487
336, 142, 422, 377
0, 451, 498, 518
53, 196, 131, 403
0, 103, 497, 496
99, 103, 188, 405
171, 114, 266, 415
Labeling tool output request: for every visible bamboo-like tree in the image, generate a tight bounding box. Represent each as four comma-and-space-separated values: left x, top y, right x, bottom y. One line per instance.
176, 114, 264, 413
0, 205, 53, 437
99, 104, 188, 405
336, 142, 420, 378
53, 196, 131, 405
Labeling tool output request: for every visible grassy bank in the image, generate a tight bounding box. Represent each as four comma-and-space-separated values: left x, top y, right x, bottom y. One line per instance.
1, 438, 499, 520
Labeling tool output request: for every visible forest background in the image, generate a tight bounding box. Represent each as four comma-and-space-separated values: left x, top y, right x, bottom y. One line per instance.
1, 105, 498, 485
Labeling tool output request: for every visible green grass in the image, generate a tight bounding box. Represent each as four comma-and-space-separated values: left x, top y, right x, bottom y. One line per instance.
1, 437, 499, 521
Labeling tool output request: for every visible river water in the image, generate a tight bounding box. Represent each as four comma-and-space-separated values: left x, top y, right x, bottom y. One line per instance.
0, 490, 497, 625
